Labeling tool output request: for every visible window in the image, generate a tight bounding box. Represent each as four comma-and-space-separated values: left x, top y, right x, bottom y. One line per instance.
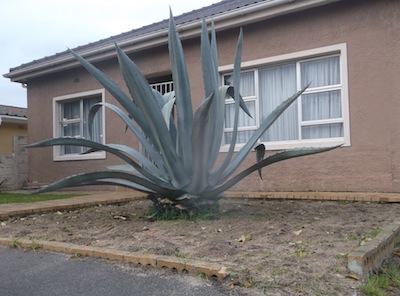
53, 89, 105, 161
221, 43, 350, 150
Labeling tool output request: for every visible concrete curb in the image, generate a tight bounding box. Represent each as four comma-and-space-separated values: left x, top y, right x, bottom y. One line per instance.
225, 191, 400, 202
347, 219, 400, 281
0, 237, 230, 281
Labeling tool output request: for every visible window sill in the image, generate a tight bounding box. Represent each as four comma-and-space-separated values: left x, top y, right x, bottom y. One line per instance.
53, 151, 106, 162
220, 137, 349, 153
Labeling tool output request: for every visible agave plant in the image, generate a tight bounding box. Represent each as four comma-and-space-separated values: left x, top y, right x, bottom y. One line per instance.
28, 12, 338, 215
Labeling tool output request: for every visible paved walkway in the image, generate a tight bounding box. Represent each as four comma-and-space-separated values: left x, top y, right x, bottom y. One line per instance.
0, 191, 146, 219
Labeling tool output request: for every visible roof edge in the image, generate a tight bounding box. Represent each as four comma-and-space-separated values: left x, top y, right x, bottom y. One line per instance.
4, 0, 343, 83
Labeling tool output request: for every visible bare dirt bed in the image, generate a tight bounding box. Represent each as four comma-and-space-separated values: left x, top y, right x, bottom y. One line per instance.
1, 197, 400, 295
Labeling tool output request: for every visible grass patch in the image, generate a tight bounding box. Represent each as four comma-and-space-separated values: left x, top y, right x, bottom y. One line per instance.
0, 193, 82, 204
360, 264, 400, 296
360, 238, 400, 296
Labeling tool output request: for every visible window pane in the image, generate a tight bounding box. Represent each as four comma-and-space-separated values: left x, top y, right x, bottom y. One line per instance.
259, 63, 298, 141
224, 130, 254, 145
302, 123, 343, 139
302, 90, 342, 121
225, 101, 256, 128
62, 122, 81, 154
63, 122, 80, 138
224, 72, 255, 97
301, 56, 340, 88
62, 101, 80, 120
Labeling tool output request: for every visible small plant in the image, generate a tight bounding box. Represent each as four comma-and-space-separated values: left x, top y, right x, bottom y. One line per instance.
28, 11, 339, 215
61, 226, 72, 233
30, 241, 41, 251
360, 238, 400, 296
10, 238, 21, 249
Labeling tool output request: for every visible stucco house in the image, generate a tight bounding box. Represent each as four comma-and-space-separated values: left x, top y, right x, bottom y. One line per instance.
3, 0, 400, 194
0, 105, 28, 189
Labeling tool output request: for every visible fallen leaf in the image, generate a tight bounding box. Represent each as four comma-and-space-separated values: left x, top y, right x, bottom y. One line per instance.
293, 230, 302, 236
237, 234, 252, 242
113, 215, 127, 220
345, 274, 360, 281
242, 281, 252, 288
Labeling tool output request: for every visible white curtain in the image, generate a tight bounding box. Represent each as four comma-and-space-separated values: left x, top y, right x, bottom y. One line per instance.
62, 101, 80, 154
259, 63, 298, 142
224, 72, 256, 144
301, 56, 340, 88
223, 55, 343, 146
300, 56, 342, 139
61, 97, 102, 155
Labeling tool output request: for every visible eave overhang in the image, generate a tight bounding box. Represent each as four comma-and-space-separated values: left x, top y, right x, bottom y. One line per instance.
4, 0, 342, 84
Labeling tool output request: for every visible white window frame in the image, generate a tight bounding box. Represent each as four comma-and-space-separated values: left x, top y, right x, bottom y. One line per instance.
219, 43, 350, 152
53, 89, 106, 161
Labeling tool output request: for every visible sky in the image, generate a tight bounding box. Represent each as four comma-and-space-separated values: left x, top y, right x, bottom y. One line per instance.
0, 0, 219, 108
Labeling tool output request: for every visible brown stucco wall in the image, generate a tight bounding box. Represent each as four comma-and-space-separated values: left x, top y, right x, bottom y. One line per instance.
26, 0, 400, 192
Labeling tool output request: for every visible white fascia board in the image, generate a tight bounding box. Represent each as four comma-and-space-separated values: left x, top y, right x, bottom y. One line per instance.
4, 0, 342, 83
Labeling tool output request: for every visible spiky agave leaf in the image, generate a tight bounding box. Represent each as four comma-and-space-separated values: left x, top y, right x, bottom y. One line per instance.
26, 138, 172, 188
87, 102, 166, 172
168, 10, 193, 175
34, 171, 183, 196
114, 45, 189, 189
204, 145, 341, 198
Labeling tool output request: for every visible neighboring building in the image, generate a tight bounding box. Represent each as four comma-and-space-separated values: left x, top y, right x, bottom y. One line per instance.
3, 0, 400, 193
0, 105, 28, 190
0, 105, 27, 155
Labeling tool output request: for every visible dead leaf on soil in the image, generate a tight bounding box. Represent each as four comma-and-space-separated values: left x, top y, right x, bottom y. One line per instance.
236, 234, 252, 242
293, 229, 302, 236
242, 281, 253, 288
345, 274, 360, 281
113, 215, 128, 221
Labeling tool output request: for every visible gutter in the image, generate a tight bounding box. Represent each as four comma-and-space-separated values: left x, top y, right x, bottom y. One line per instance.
0, 115, 28, 126
4, 0, 342, 84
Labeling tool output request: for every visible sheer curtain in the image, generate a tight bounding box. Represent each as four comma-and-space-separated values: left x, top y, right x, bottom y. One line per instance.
224, 72, 256, 144
61, 97, 102, 155
259, 63, 298, 142
62, 101, 80, 154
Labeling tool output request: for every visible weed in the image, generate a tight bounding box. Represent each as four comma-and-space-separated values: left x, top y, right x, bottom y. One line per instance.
347, 233, 359, 241
293, 243, 310, 259
198, 272, 208, 282
61, 226, 72, 233
10, 238, 21, 248
363, 229, 380, 240
31, 241, 41, 251
175, 252, 186, 259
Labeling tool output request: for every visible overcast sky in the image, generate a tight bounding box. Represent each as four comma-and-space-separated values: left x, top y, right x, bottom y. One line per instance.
1, 0, 218, 108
